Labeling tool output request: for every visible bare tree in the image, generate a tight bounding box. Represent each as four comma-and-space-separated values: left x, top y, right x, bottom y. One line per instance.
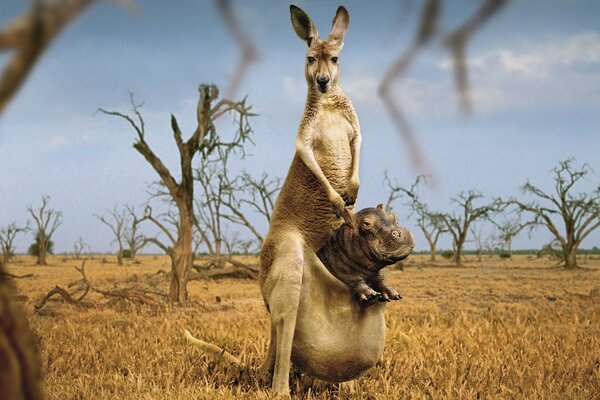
222, 230, 253, 258
124, 205, 145, 262
27, 195, 62, 265
469, 224, 485, 262
73, 236, 89, 259
218, 165, 281, 246
483, 233, 501, 258
238, 172, 282, 225
439, 191, 497, 266
100, 85, 253, 302
194, 161, 280, 261
385, 173, 447, 261
502, 159, 600, 268
96, 205, 129, 265
0, 222, 29, 265
194, 157, 228, 265
494, 218, 531, 258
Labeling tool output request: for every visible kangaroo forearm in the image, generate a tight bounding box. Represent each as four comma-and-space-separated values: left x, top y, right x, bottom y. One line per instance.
350, 137, 361, 180
296, 146, 337, 197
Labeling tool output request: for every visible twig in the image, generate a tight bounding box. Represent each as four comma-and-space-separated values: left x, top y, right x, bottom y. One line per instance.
0, 271, 35, 279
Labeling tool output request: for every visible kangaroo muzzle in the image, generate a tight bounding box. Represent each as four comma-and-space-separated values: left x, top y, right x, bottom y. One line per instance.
316, 75, 330, 93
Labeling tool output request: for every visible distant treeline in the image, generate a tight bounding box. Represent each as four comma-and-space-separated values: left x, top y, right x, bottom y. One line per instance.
412, 248, 600, 256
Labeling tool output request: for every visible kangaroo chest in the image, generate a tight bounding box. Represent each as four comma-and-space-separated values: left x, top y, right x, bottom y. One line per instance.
311, 109, 353, 184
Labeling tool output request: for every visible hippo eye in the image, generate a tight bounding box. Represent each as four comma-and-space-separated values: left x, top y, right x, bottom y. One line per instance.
331, 56, 338, 64
307, 56, 316, 64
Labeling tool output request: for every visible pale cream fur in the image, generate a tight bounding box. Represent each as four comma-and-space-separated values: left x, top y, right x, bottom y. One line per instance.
258, 6, 387, 397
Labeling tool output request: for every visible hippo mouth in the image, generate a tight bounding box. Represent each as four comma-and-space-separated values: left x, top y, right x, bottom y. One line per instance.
379, 245, 414, 264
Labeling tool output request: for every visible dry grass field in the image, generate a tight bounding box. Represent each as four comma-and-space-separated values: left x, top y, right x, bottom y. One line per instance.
5, 254, 600, 399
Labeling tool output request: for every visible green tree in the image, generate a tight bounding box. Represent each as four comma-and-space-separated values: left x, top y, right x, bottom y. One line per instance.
28, 231, 54, 258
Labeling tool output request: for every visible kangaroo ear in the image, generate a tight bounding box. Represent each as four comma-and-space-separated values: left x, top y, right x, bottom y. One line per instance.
342, 207, 355, 226
328, 6, 349, 45
290, 5, 319, 46
376, 203, 385, 211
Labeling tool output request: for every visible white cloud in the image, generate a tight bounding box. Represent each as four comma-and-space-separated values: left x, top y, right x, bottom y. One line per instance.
48, 134, 71, 149
342, 76, 382, 111
433, 32, 600, 114
281, 76, 304, 96
550, 32, 600, 65
440, 32, 600, 77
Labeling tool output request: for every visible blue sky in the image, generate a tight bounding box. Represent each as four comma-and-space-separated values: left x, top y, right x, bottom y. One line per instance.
1, 0, 599, 254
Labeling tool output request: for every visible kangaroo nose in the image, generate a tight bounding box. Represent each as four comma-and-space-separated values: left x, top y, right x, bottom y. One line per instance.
317, 76, 330, 86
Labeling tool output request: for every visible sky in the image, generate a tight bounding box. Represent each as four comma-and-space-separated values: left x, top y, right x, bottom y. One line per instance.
1, 0, 599, 254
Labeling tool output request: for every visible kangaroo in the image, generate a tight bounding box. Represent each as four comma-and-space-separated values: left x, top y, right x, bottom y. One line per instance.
186, 207, 413, 396
258, 5, 363, 396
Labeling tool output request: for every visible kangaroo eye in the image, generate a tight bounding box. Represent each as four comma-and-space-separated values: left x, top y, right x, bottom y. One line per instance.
331, 57, 338, 63
307, 56, 315, 64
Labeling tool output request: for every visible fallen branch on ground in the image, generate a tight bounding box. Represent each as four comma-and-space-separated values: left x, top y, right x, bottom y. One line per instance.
35, 259, 166, 313
0, 271, 35, 279
189, 259, 258, 280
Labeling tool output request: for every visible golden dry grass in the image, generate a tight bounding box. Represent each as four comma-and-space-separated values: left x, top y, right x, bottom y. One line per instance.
5, 254, 600, 399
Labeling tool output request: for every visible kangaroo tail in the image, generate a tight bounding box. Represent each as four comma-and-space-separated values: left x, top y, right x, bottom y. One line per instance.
184, 329, 242, 367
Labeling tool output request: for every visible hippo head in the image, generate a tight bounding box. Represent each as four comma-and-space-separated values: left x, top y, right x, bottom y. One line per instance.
341, 204, 415, 268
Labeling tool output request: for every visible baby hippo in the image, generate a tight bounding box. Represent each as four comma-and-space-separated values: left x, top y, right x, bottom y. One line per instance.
318, 204, 415, 306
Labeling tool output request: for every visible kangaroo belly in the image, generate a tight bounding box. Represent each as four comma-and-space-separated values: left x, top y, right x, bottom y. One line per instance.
291, 250, 386, 382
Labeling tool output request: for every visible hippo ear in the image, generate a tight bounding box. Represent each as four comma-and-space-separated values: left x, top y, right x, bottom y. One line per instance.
376, 203, 385, 211
342, 207, 355, 226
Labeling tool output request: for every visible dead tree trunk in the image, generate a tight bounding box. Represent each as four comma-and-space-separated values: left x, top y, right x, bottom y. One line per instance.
100, 85, 252, 302
168, 201, 194, 302
429, 241, 437, 262
564, 244, 578, 269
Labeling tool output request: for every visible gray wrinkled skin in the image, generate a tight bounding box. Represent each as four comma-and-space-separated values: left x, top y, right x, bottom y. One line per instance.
318, 205, 415, 306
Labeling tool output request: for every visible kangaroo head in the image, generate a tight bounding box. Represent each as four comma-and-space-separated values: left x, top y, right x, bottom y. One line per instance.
290, 5, 349, 95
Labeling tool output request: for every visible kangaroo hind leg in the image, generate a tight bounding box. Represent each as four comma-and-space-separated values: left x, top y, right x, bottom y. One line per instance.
263, 234, 305, 397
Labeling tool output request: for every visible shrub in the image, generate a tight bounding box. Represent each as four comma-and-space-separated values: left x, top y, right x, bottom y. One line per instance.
441, 250, 454, 260
499, 252, 511, 259
28, 232, 54, 256
122, 249, 132, 258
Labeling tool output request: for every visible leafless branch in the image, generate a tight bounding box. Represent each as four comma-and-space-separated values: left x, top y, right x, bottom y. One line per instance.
215, 0, 259, 99
379, 0, 509, 173
0, 0, 98, 115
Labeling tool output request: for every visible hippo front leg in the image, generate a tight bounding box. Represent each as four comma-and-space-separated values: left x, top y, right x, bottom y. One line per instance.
351, 280, 382, 307
332, 272, 381, 307
370, 272, 402, 302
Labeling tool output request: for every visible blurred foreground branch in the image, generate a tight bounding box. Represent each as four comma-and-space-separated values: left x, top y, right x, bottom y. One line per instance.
379, 0, 509, 173
0, 0, 97, 115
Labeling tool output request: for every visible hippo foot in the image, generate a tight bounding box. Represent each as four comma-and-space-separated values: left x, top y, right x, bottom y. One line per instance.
357, 288, 382, 307
378, 286, 402, 302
